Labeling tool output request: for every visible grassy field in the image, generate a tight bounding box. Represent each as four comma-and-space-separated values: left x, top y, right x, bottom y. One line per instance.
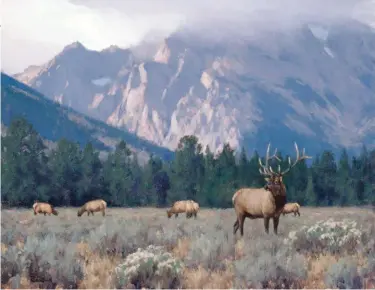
1, 206, 375, 289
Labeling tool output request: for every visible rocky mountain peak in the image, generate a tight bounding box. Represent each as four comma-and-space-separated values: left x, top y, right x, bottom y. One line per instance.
62, 41, 87, 52
14, 20, 375, 154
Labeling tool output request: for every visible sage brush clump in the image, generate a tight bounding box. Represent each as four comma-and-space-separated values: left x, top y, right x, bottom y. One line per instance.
324, 257, 362, 289
286, 218, 363, 255
113, 245, 184, 289
7, 234, 84, 289
1, 246, 25, 284
185, 231, 234, 270
234, 238, 307, 289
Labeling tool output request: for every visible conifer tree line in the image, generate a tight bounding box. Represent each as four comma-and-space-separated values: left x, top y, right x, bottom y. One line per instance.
2, 117, 375, 208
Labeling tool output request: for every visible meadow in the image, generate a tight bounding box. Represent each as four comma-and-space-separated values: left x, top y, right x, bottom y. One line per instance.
1, 206, 375, 289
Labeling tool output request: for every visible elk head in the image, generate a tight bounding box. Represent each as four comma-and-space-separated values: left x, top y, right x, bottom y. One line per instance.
259, 142, 311, 195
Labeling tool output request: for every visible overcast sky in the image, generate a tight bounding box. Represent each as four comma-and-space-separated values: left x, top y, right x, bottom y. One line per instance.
2, 0, 375, 74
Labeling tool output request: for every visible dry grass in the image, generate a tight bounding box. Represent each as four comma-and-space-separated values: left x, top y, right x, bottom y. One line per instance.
1, 206, 374, 289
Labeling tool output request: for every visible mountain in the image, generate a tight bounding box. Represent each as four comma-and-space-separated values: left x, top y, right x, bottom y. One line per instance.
1, 73, 174, 161
14, 20, 375, 155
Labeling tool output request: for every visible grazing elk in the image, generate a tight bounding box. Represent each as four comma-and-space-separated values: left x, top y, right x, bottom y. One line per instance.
232, 142, 310, 236
282, 202, 301, 216
77, 199, 107, 217
167, 200, 196, 219
186, 200, 200, 219
33, 201, 59, 216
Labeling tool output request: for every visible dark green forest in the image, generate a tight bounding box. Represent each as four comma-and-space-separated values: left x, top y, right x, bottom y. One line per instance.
2, 117, 375, 208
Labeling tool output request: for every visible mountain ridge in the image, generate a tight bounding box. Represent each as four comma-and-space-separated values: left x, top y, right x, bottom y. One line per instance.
13, 20, 375, 155
1, 73, 174, 161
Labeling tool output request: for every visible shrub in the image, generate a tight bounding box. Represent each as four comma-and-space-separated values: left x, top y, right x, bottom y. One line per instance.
87, 219, 148, 258
23, 235, 84, 289
234, 239, 307, 289
113, 245, 184, 289
1, 246, 24, 284
324, 257, 362, 289
185, 231, 234, 270
360, 252, 375, 282
285, 218, 363, 255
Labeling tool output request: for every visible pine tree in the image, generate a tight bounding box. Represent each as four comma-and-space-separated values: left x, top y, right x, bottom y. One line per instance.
305, 170, 318, 205
200, 145, 217, 206
1, 117, 51, 206
248, 150, 264, 187
215, 143, 238, 207
315, 151, 338, 206
49, 139, 83, 206
78, 142, 103, 203
104, 140, 133, 206
336, 148, 355, 205
168, 135, 204, 203
238, 146, 250, 187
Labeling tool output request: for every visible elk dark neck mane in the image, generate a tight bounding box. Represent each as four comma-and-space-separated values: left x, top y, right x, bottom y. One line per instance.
274, 195, 287, 210
269, 184, 287, 210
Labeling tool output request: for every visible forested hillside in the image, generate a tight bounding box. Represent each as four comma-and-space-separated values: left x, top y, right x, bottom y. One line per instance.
1, 73, 174, 161
2, 117, 375, 208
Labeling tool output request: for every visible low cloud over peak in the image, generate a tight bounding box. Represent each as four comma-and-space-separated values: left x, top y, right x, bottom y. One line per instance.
2, 0, 375, 74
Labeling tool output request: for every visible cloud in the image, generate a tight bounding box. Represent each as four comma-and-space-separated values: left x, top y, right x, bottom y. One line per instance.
2, 0, 375, 74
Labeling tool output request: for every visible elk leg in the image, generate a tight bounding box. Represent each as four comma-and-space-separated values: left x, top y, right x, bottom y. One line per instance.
239, 215, 246, 236
87, 211, 90, 216
297, 211, 300, 217
264, 217, 270, 234
102, 210, 105, 216
91, 211, 94, 216
273, 217, 280, 235
175, 213, 178, 218
44, 213, 46, 216
233, 219, 239, 234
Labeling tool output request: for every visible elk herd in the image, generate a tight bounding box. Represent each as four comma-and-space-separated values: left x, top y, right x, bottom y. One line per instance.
31, 142, 309, 238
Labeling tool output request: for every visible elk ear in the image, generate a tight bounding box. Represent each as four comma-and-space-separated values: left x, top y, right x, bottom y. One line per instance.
279, 176, 283, 182
264, 178, 270, 183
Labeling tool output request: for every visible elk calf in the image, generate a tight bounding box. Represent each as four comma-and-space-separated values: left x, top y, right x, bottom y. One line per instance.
282, 202, 301, 216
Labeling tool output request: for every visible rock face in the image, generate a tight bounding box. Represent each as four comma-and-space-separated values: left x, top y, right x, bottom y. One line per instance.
14, 21, 375, 154
1, 73, 174, 162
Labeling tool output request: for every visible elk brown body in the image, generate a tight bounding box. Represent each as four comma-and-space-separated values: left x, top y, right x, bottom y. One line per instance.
233, 142, 310, 236
32, 201, 58, 216
282, 202, 301, 216
192, 201, 200, 218
186, 200, 199, 218
77, 199, 107, 217
167, 200, 196, 219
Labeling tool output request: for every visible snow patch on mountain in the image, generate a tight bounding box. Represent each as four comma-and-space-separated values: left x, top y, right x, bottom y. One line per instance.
91, 77, 112, 86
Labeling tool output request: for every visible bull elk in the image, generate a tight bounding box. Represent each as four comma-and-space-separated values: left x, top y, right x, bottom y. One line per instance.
232, 142, 311, 236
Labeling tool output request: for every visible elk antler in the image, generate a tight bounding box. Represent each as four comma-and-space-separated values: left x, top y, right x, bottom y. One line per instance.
258, 143, 281, 176
280, 142, 312, 175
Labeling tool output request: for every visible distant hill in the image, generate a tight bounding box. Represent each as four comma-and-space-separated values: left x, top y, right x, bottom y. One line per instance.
1, 73, 174, 161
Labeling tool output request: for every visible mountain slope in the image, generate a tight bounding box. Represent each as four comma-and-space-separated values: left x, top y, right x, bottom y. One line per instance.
14, 20, 375, 155
1, 73, 174, 160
